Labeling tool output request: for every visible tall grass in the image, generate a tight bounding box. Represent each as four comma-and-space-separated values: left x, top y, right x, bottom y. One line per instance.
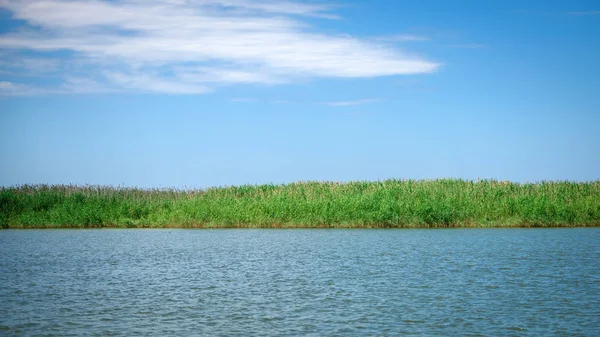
1, 179, 599, 228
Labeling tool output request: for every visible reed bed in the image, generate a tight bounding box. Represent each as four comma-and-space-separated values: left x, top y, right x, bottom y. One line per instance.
1, 179, 599, 228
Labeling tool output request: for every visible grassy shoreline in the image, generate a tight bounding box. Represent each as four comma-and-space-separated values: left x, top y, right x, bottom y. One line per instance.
1, 179, 599, 228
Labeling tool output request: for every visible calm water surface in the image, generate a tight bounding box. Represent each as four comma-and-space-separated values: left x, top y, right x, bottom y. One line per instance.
0, 229, 599, 336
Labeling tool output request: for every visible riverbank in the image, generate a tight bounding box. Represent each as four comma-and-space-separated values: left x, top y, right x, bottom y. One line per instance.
1, 179, 599, 228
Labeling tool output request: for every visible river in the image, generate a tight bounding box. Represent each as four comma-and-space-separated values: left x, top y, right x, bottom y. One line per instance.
1, 228, 598, 336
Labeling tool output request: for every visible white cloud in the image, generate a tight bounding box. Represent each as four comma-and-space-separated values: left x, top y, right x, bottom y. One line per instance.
175, 66, 285, 85
0, 0, 440, 95
104, 72, 211, 94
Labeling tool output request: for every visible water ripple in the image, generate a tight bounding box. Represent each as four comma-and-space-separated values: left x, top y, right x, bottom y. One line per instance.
1, 228, 599, 336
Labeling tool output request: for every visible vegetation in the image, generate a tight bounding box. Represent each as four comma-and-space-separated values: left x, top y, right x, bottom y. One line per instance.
1, 179, 599, 228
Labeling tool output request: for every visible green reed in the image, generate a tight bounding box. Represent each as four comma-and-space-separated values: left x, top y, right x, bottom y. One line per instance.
1, 179, 599, 228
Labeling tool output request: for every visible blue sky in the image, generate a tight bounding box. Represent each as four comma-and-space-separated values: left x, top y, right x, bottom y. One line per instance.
1, 0, 599, 188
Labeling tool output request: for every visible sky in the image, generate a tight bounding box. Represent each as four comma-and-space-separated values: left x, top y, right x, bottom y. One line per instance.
1, 0, 599, 188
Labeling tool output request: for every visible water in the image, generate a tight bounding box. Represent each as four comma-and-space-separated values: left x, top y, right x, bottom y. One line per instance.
0, 229, 599, 336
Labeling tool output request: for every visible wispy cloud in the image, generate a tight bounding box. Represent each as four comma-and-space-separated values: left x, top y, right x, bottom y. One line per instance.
0, 0, 440, 96
347, 110, 376, 116
566, 11, 600, 16
322, 98, 384, 107
512, 9, 600, 16
0, 81, 28, 92
375, 34, 430, 42
104, 72, 211, 94
229, 98, 297, 104
0, 79, 118, 96
447, 44, 489, 49
271, 99, 295, 104
0, 56, 61, 75
230, 97, 260, 103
